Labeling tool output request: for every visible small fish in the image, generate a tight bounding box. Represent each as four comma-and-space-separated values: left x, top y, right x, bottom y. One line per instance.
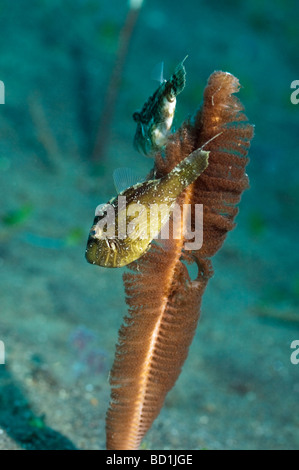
85, 145, 210, 268
133, 57, 187, 156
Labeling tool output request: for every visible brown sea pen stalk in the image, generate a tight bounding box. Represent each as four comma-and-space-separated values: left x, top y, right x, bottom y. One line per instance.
106, 71, 254, 450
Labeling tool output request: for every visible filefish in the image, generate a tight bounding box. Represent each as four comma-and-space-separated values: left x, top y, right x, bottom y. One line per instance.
85, 146, 209, 268
133, 58, 187, 156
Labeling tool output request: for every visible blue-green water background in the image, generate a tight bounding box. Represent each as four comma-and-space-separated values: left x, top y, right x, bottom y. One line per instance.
0, 0, 298, 449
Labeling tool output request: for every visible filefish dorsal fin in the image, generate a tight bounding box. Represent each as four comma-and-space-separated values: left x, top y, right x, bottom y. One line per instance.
151, 61, 165, 84
113, 167, 143, 194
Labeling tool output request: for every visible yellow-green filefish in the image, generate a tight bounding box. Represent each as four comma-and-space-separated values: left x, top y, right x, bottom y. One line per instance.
85, 146, 210, 268
133, 58, 187, 156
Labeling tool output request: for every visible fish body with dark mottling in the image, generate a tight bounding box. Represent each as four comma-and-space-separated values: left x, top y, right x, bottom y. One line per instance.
133, 59, 187, 156
85, 147, 209, 268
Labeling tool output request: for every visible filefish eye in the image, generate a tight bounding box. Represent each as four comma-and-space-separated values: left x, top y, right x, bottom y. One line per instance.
90, 227, 97, 236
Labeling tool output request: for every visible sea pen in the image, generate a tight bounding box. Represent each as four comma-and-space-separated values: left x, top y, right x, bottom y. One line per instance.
106, 71, 254, 449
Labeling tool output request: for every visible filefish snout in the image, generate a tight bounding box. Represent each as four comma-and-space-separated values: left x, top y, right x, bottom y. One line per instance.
85, 236, 98, 265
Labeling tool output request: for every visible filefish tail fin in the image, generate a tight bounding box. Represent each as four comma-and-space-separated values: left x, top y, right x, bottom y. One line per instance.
188, 149, 210, 177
